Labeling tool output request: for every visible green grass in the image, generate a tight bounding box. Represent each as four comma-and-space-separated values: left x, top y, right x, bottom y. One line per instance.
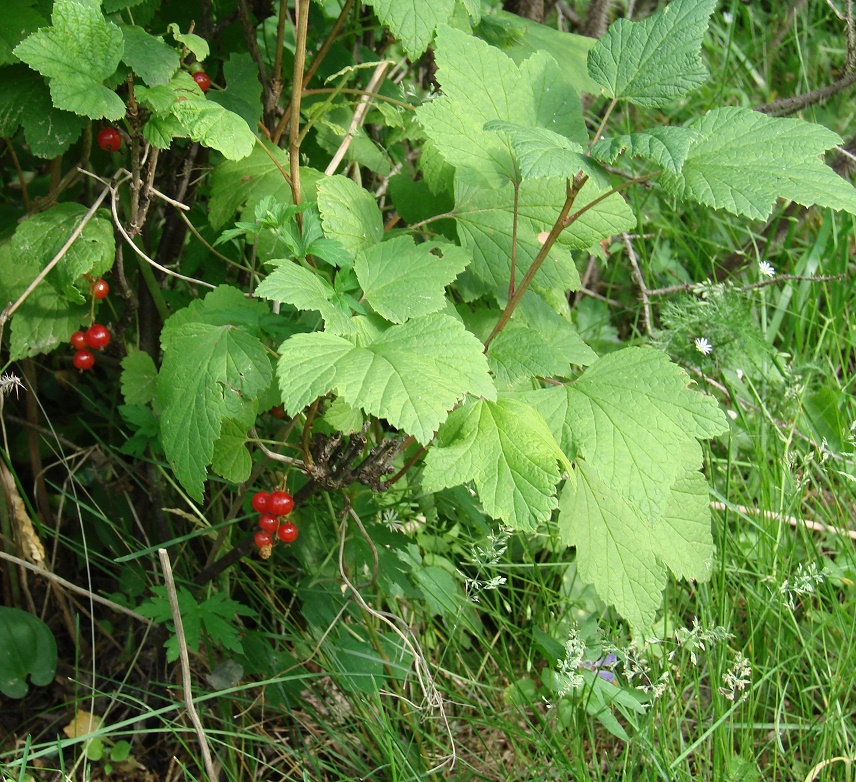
3, 2, 856, 781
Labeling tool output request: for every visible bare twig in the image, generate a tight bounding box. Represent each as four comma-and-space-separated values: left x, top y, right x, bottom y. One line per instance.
622, 232, 653, 337
0, 550, 152, 623
157, 548, 219, 782
289, 0, 311, 211
710, 501, 856, 541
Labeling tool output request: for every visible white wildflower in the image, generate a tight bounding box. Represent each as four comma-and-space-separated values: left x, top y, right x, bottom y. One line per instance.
759, 261, 776, 278
694, 337, 713, 355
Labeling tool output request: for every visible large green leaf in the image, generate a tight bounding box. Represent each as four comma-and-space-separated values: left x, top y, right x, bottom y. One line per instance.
170, 97, 255, 161
416, 25, 587, 188
14, 0, 126, 120
355, 237, 470, 323
120, 24, 179, 87
157, 288, 273, 500
364, 0, 455, 58
11, 203, 114, 304
0, 0, 46, 66
208, 52, 262, 130
486, 326, 569, 384
453, 177, 634, 294
0, 607, 57, 698
591, 126, 702, 174
317, 175, 384, 260
0, 65, 86, 157
660, 107, 856, 219
422, 397, 571, 530
564, 347, 728, 519
587, 0, 716, 108
276, 313, 495, 444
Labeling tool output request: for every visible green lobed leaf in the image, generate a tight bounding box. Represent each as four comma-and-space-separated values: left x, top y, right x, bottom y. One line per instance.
587, 0, 716, 108
484, 121, 610, 186
157, 288, 273, 500
0, 64, 87, 157
11, 203, 114, 304
558, 461, 667, 632
120, 25, 179, 87
453, 177, 634, 295
564, 347, 728, 519
0, 0, 46, 66
417, 25, 588, 188
211, 419, 253, 484
355, 237, 470, 323
170, 97, 256, 161
120, 350, 158, 406
516, 293, 597, 367
167, 23, 209, 61
660, 107, 856, 219
14, 0, 126, 120
207, 52, 262, 130
590, 126, 702, 174
364, 0, 455, 59
317, 175, 384, 260
255, 260, 356, 335
276, 313, 495, 444
486, 326, 570, 384
421, 396, 571, 530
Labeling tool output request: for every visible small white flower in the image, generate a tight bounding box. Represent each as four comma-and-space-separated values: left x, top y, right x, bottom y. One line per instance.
759, 261, 776, 278
694, 337, 713, 355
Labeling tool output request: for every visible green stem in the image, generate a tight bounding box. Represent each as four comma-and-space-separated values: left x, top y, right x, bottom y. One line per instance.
591, 96, 618, 145
288, 0, 311, 219
137, 253, 171, 323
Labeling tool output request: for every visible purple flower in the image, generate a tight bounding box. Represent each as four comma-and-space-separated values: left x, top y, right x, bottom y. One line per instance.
580, 653, 618, 683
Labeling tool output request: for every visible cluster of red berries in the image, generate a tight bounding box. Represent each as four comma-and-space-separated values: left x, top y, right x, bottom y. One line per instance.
251, 490, 297, 556
70, 322, 110, 371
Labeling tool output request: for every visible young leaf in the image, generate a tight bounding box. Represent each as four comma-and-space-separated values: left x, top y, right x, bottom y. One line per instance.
355, 237, 470, 323
587, 0, 717, 108
120, 350, 158, 406
276, 313, 495, 444
590, 126, 702, 174
14, 0, 126, 120
158, 311, 272, 500
364, 0, 455, 59
170, 97, 256, 161
421, 397, 571, 531
167, 23, 209, 61
564, 347, 728, 519
416, 25, 587, 187
484, 121, 610, 186
317, 175, 384, 259
486, 326, 570, 384
660, 107, 856, 219
120, 25, 179, 87
255, 260, 356, 335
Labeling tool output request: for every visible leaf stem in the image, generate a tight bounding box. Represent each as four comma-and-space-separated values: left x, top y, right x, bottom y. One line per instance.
592, 97, 618, 145
507, 181, 520, 299
483, 172, 588, 351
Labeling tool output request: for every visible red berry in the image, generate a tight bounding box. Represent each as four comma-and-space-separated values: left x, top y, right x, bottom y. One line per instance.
268, 490, 294, 517
258, 513, 278, 533
251, 491, 270, 513
277, 522, 298, 543
254, 530, 273, 548
193, 72, 211, 92
91, 279, 109, 299
70, 330, 87, 350
97, 128, 121, 152
84, 323, 110, 350
270, 405, 286, 420
73, 349, 95, 371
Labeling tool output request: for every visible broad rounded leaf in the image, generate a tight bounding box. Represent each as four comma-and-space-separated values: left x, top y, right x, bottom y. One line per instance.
0, 607, 57, 698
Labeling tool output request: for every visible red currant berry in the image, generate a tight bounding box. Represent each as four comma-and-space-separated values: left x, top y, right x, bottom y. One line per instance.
91, 279, 109, 300
277, 522, 298, 543
254, 530, 273, 548
270, 405, 286, 420
268, 490, 294, 517
258, 513, 278, 533
97, 128, 121, 152
251, 491, 270, 513
70, 330, 87, 350
73, 349, 95, 371
193, 72, 211, 93
84, 323, 110, 350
